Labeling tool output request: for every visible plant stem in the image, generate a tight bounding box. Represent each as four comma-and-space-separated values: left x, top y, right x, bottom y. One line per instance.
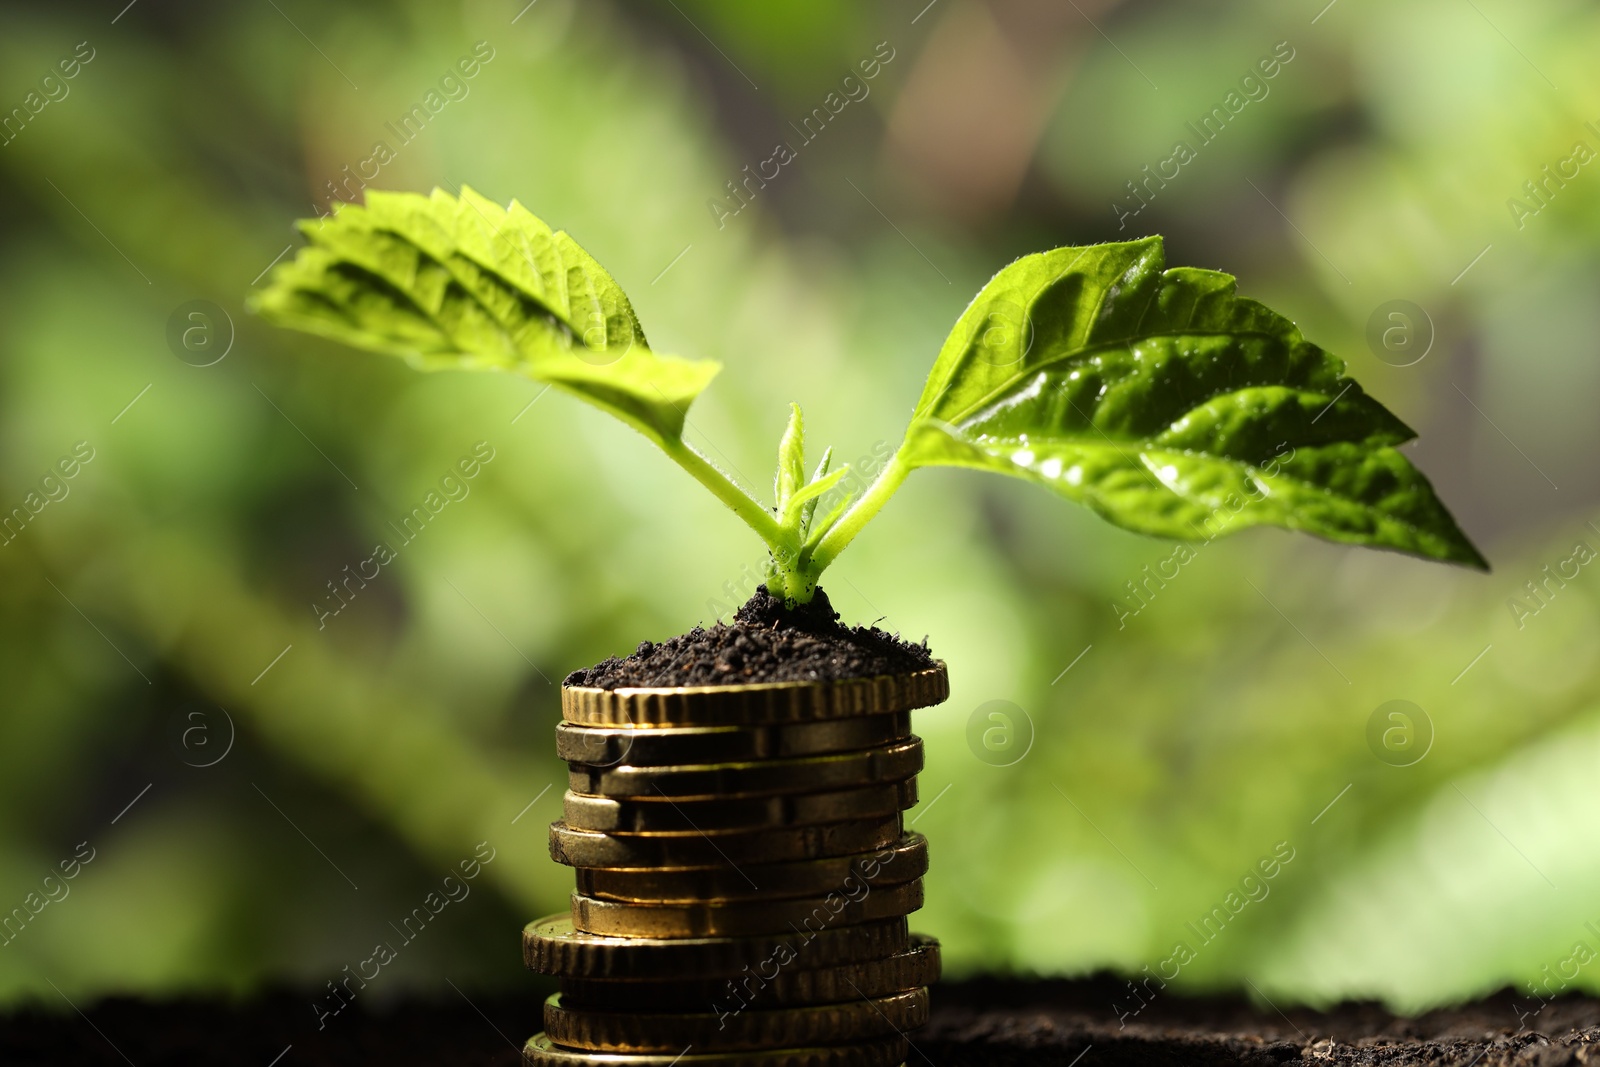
805, 451, 911, 576
663, 439, 783, 545
665, 436, 910, 608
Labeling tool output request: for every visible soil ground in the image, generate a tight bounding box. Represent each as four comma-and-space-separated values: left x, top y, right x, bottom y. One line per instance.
3, 975, 1593, 1066
566, 588, 934, 689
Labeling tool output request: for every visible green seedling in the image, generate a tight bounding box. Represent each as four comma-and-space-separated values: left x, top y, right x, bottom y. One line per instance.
251, 188, 1485, 604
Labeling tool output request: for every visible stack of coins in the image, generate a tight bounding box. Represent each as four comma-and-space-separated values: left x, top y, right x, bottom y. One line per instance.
523, 666, 949, 1067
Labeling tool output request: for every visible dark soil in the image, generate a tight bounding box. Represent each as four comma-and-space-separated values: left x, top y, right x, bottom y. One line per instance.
4, 976, 1596, 1066
565, 587, 934, 689
920, 974, 1600, 1066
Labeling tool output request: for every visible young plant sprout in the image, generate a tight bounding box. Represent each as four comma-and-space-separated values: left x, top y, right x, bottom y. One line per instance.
252, 187, 1485, 605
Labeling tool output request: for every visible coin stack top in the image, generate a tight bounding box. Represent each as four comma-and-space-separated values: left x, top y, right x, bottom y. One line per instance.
524, 664, 948, 1067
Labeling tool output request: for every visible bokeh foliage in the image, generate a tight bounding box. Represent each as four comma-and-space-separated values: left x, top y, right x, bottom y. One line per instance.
1, 0, 1599, 1015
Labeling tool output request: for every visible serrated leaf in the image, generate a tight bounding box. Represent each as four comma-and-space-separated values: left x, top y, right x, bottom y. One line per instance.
904, 237, 1486, 568
248, 187, 717, 446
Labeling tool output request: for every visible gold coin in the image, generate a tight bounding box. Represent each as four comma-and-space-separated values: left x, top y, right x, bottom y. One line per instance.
543, 988, 930, 1053
522, 914, 908, 979
562, 664, 947, 728
568, 739, 923, 800
570, 880, 923, 939
555, 713, 912, 768
549, 818, 902, 869
559, 935, 941, 1012
574, 833, 927, 904
522, 1033, 907, 1067
563, 780, 917, 834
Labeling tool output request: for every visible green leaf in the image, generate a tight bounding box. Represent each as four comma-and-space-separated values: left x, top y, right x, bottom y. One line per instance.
803, 487, 855, 555
774, 403, 805, 514
248, 187, 717, 446
782, 465, 850, 529
801, 446, 834, 533
903, 237, 1486, 568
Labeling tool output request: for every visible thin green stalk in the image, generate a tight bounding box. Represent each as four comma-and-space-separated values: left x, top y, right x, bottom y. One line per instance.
804, 451, 911, 578
662, 439, 783, 545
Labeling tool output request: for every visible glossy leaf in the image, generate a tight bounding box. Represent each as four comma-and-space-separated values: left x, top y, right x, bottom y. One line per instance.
903, 237, 1486, 568
249, 187, 718, 446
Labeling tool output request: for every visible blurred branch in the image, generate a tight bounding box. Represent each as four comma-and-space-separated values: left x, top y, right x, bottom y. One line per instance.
21, 516, 565, 913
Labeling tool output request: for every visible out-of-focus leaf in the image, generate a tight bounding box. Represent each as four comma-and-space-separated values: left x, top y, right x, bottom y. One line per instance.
903, 237, 1487, 569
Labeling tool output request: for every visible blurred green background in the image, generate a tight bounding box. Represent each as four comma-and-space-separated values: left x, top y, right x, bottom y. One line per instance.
2, 0, 1598, 1018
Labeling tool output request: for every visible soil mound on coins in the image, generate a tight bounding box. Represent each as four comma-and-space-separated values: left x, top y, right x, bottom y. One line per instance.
565, 587, 934, 689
